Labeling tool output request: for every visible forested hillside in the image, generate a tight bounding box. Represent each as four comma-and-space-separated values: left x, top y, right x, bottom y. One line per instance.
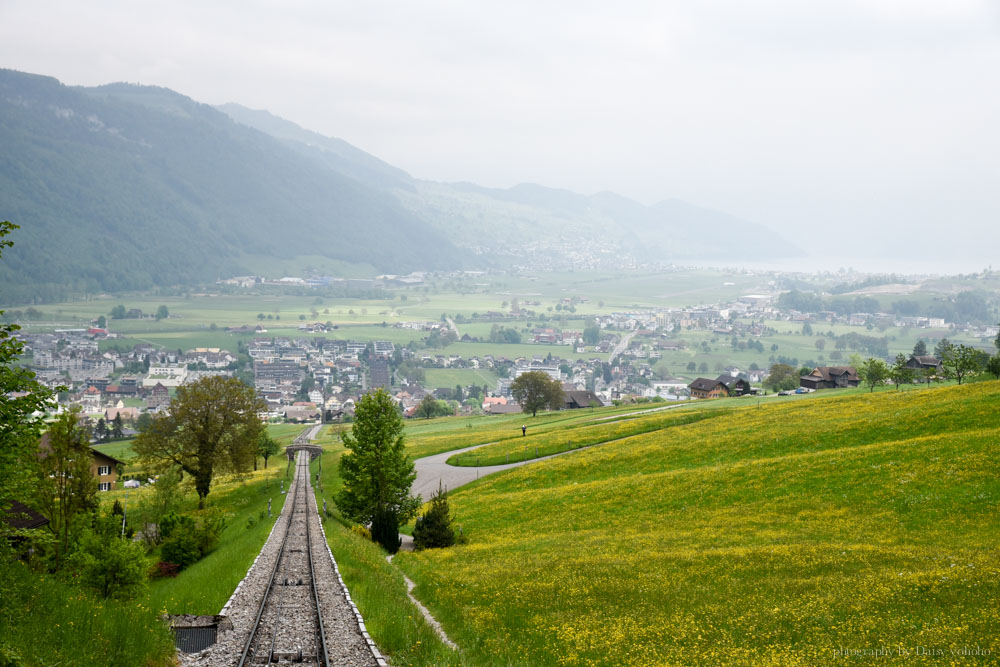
0, 70, 462, 302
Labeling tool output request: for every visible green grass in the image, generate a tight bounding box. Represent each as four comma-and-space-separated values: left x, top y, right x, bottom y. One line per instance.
395, 381, 1000, 665
423, 367, 498, 390
92, 438, 136, 462
403, 404, 667, 460
0, 561, 175, 666
146, 466, 286, 615
445, 405, 728, 466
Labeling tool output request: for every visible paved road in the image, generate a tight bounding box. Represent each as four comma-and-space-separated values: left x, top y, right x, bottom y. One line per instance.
608, 330, 637, 365
412, 440, 569, 500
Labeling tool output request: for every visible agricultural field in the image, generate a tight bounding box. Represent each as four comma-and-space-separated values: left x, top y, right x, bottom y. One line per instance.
423, 367, 499, 390
395, 381, 1000, 665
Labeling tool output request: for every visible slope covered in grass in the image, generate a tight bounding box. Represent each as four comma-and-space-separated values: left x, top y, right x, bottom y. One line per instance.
397, 382, 1000, 666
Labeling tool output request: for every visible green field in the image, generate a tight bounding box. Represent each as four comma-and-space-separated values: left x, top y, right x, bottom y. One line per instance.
423, 367, 498, 390
392, 381, 1000, 665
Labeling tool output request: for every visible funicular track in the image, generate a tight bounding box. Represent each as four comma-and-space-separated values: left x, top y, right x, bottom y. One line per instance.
238, 452, 329, 666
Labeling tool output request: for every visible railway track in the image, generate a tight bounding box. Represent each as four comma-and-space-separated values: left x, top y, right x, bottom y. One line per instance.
238, 452, 329, 666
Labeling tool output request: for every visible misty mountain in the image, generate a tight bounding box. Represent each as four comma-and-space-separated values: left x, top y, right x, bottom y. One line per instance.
0, 69, 462, 301
0, 68, 800, 303
221, 103, 801, 267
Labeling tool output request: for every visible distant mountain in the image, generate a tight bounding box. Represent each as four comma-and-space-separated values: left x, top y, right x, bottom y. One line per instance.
0, 70, 462, 301
0, 69, 799, 303
221, 103, 800, 267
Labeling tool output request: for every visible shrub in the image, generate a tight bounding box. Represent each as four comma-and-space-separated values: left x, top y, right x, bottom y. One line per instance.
67, 515, 149, 600
350, 524, 372, 541
153, 561, 180, 578
158, 510, 193, 541
160, 531, 201, 570
412, 484, 455, 550
195, 508, 227, 556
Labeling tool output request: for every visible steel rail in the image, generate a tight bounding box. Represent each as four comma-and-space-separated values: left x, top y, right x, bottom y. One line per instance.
237, 453, 329, 666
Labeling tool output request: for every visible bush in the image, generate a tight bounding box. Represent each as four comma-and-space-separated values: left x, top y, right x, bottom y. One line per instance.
153, 561, 180, 578
350, 524, 372, 541
412, 484, 455, 550
67, 515, 149, 600
160, 531, 201, 570
158, 510, 193, 541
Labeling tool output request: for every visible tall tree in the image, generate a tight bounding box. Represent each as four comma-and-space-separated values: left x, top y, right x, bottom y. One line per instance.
134, 376, 265, 508
934, 338, 952, 361
0, 222, 56, 552
941, 344, 982, 385
111, 413, 124, 439
890, 353, 914, 389
95, 418, 109, 443
36, 408, 98, 566
858, 358, 889, 393
986, 354, 1000, 380
912, 339, 928, 357
415, 393, 442, 419
155, 305, 169, 320
335, 389, 419, 553
510, 371, 565, 417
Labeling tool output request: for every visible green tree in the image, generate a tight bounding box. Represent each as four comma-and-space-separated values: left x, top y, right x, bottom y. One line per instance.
155, 305, 169, 320
583, 326, 600, 345
96, 315, 106, 328
986, 354, 1000, 380
36, 408, 98, 566
801, 323, 813, 336
415, 394, 438, 419
912, 339, 928, 357
934, 338, 952, 361
95, 418, 109, 443
256, 430, 280, 470
0, 223, 56, 553
70, 514, 148, 600
941, 343, 982, 385
334, 389, 419, 553
134, 376, 265, 508
510, 371, 565, 417
412, 483, 455, 550
111, 413, 124, 439
858, 358, 889, 393
890, 353, 914, 389
110, 304, 126, 320
135, 412, 153, 433
764, 363, 798, 392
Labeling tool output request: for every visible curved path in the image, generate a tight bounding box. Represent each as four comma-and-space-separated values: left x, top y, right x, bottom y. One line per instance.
413, 441, 566, 501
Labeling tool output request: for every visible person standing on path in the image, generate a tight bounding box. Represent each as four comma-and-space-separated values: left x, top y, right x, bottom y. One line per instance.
522, 425, 526, 436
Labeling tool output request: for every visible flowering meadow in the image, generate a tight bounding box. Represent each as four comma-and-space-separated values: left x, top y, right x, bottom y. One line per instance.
397, 382, 1000, 665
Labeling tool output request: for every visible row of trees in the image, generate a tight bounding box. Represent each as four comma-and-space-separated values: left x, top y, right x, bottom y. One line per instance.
857, 341, 1000, 392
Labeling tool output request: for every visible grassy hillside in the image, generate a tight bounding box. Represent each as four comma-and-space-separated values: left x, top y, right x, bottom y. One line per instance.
396, 382, 1000, 665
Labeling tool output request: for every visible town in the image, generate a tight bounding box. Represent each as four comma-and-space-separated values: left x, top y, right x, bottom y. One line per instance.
15, 273, 998, 462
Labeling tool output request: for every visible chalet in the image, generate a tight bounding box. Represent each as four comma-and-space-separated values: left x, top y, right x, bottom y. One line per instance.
715, 375, 752, 396
689, 378, 729, 399
563, 390, 604, 410
905, 355, 942, 377
799, 366, 859, 390
92, 448, 126, 491
38, 433, 126, 492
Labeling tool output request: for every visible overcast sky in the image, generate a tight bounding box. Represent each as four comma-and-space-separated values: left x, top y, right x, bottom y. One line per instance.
2, 0, 998, 266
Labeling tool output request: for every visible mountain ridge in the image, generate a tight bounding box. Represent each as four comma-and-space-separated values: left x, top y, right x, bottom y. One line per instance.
0, 68, 800, 303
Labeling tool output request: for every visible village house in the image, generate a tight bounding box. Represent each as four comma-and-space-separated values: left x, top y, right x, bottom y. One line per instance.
688, 378, 730, 399
799, 366, 860, 391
